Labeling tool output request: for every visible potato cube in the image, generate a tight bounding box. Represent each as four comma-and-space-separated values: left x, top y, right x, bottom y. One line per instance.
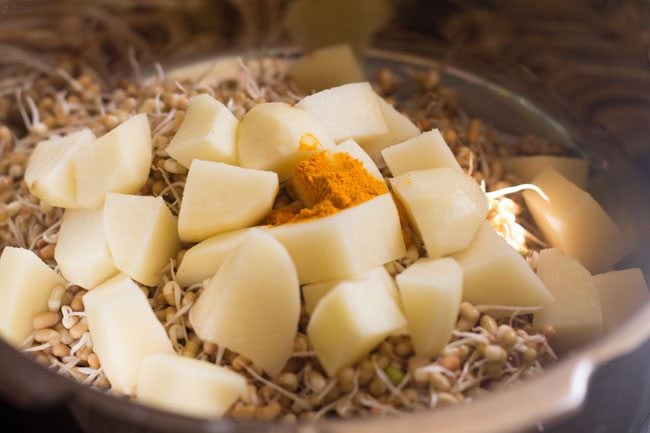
25, 129, 96, 208
381, 129, 461, 176
137, 353, 247, 418
451, 223, 555, 311
165, 94, 238, 168
524, 168, 627, 273
0, 247, 66, 345
302, 266, 398, 315
289, 44, 365, 93
390, 168, 488, 258
175, 228, 250, 288
533, 248, 603, 351
500, 156, 588, 189
295, 82, 388, 142
358, 97, 420, 163
307, 278, 407, 376
83, 274, 174, 394
178, 160, 278, 242
397, 258, 462, 357
238, 102, 335, 181
190, 230, 300, 377
327, 139, 383, 180
284, 0, 392, 53
104, 194, 180, 286
73, 114, 152, 209
266, 193, 405, 283
55, 209, 118, 289
594, 268, 649, 331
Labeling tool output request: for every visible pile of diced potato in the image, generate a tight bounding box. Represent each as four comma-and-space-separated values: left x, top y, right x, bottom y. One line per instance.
0, 44, 647, 419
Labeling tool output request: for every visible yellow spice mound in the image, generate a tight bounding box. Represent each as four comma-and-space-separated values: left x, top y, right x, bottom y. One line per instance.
265, 152, 388, 225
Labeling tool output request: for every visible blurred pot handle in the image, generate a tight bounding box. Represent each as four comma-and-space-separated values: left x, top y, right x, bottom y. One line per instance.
0, 341, 72, 408
588, 304, 650, 366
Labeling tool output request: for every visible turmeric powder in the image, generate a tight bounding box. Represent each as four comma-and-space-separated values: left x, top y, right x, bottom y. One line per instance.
265, 152, 388, 225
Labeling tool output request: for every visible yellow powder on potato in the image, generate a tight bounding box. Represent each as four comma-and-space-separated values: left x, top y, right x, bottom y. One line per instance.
298, 133, 320, 151
265, 152, 388, 225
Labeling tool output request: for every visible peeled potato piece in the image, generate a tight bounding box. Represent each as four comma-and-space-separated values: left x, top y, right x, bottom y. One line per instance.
451, 223, 555, 311
327, 139, 383, 181
137, 353, 247, 418
500, 156, 588, 189
83, 274, 174, 395
302, 266, 398, 315
55, 209, 118, 289
533, 248, 603, 351
594, 268, 649, 332
390, 168, 488, 258
524, 168, 627, 273
381, 129, 461, 176
295, 82, 388, 142
175, 228, 250, 288
358, 97, 420, 164
397, 258, 463, 357
289, 44, 365, 93
24, 129, 96, 208
237, 102, 335, 181
73, 113, 152, 209
190, 230, 300, 377
265, 193, 405, 283
307, 278, 407, 376
103, 193, 180, 286
165, 94, 239, 168
284, 0, 392, 53
0, 247, 66, 346
178, 160, 279, 242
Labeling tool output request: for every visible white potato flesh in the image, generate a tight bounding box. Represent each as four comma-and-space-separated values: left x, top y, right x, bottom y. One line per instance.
357, 97, 421, 164
524, 168, 627, 273
307, 279, 407, 376
55, 209, 118, 289
175, 228, 250, 288
390, 168, 489, 258
237, 102, 335, 181
451, 223, 554, 312
381, 129, 461, 176
594, 268, 649, 332
73, 114, 152, 209
104, 194, 181, 286
397, 258, 462, 357
302, 266, 398, 315
137, 353, 247, 418
327, 139, 383, 180
165, 94, 238, 168
265, 193, 405, 283
500, 156, 589, 189
284, 0, 392, 53
83, 274, 174, 394
533, 248, 603, 351
189, 230, 300, 377
0, 247, 65, 346
289, 44, 365, 93
295, 82, 388, 142
178, 160, 278, 242
24, 129, 96, 208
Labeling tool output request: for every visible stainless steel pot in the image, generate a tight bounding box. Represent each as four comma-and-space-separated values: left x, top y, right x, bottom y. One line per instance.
1, 1, 649, 432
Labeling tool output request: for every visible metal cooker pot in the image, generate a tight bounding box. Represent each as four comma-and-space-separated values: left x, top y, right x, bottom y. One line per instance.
1, 1, 649, 432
